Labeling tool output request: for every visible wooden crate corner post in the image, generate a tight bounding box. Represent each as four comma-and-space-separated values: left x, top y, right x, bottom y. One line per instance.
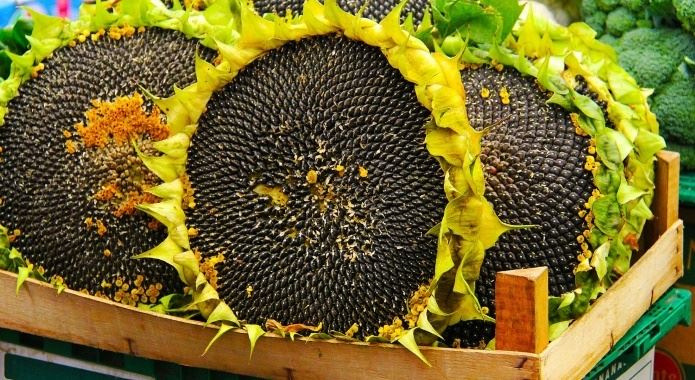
495, 267, 549, 354
655, 151, 680, 237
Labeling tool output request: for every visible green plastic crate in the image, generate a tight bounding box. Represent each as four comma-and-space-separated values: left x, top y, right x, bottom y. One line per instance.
680, 172, 695, 206
585, 288, 692, 380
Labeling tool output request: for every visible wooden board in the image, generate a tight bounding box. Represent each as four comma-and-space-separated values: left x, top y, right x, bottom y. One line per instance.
540, 220, 684, 380
0, 271, 540, 380
0, 221, 681, 380
654, 151, 680, 237
496, 267, 549, 353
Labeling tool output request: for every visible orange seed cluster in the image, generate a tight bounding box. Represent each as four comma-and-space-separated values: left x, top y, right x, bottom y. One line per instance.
195, 250, 225, 289
378, 317, 405, 341
499, 86, 510, 105
75, 93, 168, 148
106, 275, 163, 306
404, 285, 430, 328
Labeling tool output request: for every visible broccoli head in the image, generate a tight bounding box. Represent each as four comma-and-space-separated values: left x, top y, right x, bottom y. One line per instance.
635, 18, 654, 28
648, 0, 676, 17
651, 67, 695, 144
598, 0, 621, 11
620, 0, 647, 11
673, 0, 695, 32
586, 11, 609, 35
607, 7, 637, 35
614, 28, 695, 88
599, 33, 619, 45
665, 142, 695, 170
582, 0, 601, 16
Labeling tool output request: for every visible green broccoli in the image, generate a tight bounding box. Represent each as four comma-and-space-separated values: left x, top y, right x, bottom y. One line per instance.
665, 142, 695, 170
587, 11, 609, 35
636, 18, 654, 28
649, 0, 676, 17
651, 67, 695, 144
582, 0, 601, 16
673, 0, 695, 31
599, 33, 619, 45
598, 0, 621, 11
607, 7, 637, 35
581, 0, 695, 172
614, 28, 694, 88
620, 0, 646, 12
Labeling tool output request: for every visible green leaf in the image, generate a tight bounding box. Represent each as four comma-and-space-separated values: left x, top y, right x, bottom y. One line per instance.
482, 0, 523, 43
25, 8, 66, 42
397, 329, 431, 367
592, 195, 621, 237
558, 292, 575, 309
478, 198, 527, 250
608, 129, 633, 162
547, 93, 572, 110
634, 129, 665, 163
617, 178, 646, 204
416, 307, 444, 340
426, 223, 441, 236
596, 131, 622, 170
146, 179, 184, 201
246, 324, 266, 359
571, 89, 605, 126
590, 241, 610, 280
426, 294, 455, 316
152, 133, 190, 158
136, 151, 187, 183
626, 199, 653, 233
537, 56, 567, 95
611, 238, 633, 275
549, 320, 571, 341
308, 332, 333, 340
203, 323, 235, 355
0, 226, 9, 248
444, 195, 482, 240
432, 0, 505, 45
136, 199, 185, 229
16, 266, 29, 294
594, 165, 621, 194
425, 126, 469, 167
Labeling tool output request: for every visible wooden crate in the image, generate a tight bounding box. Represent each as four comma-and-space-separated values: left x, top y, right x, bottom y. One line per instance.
0, 152, 683, 380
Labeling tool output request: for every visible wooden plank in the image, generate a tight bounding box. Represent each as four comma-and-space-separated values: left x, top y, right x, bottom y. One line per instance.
496, 267, 549, 353
540, 220, 684, 380
0, 270, 540, 380
654, 151, 680, 237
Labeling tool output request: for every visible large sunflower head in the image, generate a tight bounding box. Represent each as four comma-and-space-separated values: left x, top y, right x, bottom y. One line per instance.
136, 0, 501, 358
0, 0, 237, 306
138, 0, 662, 357
419, 1, 663, 345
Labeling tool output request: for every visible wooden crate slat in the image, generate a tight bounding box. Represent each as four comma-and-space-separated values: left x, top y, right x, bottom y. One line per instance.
496, 267, 549, 353
0, 270, 540, 380
540, 220, 684, 380
654, 151, 680, 237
